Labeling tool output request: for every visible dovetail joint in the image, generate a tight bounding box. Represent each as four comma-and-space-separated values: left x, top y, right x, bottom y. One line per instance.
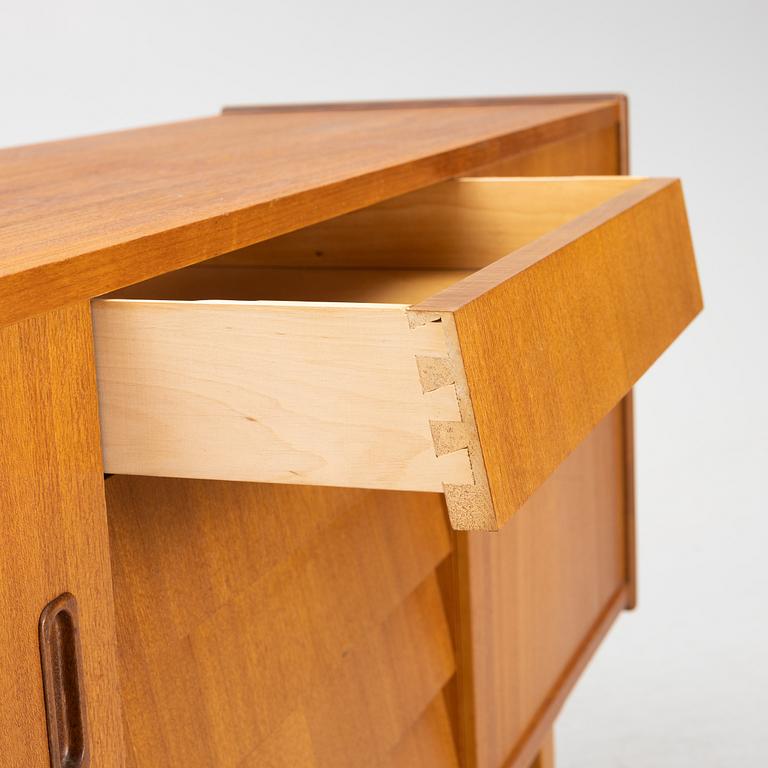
408, 309, 496, 530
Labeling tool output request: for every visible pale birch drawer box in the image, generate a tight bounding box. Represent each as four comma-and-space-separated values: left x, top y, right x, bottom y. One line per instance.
93, 175, 700, 531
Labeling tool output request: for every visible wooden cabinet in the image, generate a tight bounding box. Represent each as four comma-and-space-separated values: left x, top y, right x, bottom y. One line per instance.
0, 95, 701, 768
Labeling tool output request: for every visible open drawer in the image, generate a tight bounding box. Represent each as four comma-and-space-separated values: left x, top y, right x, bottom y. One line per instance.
93, 176, 701, 530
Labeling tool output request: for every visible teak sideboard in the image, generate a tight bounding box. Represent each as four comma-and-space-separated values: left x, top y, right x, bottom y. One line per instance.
0, 95, 702, 768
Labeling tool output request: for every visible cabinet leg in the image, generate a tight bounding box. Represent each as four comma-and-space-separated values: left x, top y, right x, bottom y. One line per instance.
530, 730, 555, 768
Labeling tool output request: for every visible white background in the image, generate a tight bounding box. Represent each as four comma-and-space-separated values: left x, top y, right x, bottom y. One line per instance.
2, 1, 766, 765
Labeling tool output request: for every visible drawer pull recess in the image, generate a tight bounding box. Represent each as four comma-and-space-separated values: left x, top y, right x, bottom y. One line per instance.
39, 593, 90, 768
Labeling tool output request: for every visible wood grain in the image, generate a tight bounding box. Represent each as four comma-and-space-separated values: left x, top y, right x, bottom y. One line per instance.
93, 299, 472, 492
106, 478, 456, 768
0, 98, 621, 329
387, 693, 460, 768
466, 124, 620, 177
105, 266, 472, 304
209, 176, 639, 271
449, 405, 628, 768
0, 303, 124, 767
414, 177, 702, 527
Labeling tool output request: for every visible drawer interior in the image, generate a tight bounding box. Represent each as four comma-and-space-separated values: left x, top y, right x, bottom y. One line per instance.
105, 176, 641, 304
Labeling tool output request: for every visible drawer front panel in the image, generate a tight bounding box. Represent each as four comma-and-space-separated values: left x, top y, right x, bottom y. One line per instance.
411, 178, 701, 528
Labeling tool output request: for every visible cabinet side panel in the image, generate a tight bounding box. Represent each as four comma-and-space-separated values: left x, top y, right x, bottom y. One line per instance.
461, 405, 627, 768
0, 303, 124, 767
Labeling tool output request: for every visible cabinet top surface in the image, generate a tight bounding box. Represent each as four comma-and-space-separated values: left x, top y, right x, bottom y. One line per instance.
0, 95, 621, 327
